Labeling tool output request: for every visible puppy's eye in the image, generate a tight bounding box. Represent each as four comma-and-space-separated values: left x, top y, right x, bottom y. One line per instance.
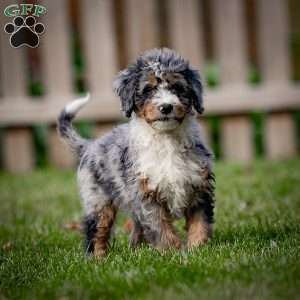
172, 83, 185, 93
142, 85, 153, 94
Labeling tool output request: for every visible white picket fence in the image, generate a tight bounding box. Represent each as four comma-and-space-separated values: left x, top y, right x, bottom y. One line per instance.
0, 0, 299, 172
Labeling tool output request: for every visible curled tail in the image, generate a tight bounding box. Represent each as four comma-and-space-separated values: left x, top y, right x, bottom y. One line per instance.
57, 93, 90, 153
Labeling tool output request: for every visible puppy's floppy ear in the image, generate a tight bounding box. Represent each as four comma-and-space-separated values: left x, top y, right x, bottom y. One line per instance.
113, 65, 138, 118
184, 68, 204, 114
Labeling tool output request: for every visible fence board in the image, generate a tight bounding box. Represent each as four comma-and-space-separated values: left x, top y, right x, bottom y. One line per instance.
0, 95, 120, 125
212, 0, 248, 85
0, 2, 35, 172
0, 86, 299, 125
80, 0, 117, 97
40, 0, 75, 168
40, 0, 73, 96
221, 116, 253, 162
256, 0, 290, 82
0, 28, 27, 95
48, 126, 75, 168
256, 0, 297, 159
2, 128, 35, 173
123, 0, 160, 62
166, 0, 204, 70
265, 112, 297, 160
212, 0, 253, 161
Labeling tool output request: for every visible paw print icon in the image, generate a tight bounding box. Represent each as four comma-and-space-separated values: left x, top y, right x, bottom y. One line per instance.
4, 16, 45, 48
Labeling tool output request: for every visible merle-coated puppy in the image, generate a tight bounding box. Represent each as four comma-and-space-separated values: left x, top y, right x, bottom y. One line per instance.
58, 48, 215, 257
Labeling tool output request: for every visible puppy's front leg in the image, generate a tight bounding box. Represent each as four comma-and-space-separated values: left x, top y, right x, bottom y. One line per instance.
186, 167, 215, 249
84, 205, 117, 257
137, 177, 181, 250
137, 201, 181, 250
158, 205, 181, 250
185, 207, 212, 248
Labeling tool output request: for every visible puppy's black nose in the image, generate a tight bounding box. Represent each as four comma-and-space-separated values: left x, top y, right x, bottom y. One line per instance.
159, 104, 173, 115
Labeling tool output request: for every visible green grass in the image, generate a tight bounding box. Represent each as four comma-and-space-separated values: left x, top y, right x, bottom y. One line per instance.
0, 159, 300, 300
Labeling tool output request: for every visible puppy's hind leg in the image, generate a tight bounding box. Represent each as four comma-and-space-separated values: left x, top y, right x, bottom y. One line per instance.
84, 205, 117, 257
94, 205, 117, 257
79, 165, 118, 257
137, 202, 181, 251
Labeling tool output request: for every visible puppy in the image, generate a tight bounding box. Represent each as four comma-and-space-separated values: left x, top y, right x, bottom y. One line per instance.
58, 48, 215, 257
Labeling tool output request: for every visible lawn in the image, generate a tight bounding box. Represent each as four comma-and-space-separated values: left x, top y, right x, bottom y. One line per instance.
0, 159, 300, 300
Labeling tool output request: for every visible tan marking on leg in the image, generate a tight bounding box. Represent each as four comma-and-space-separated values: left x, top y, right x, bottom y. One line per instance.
186, 211, 212, 248
94, 205, 116, 257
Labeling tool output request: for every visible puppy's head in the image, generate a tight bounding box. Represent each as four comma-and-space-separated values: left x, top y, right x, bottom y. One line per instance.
113, 48, 203, 132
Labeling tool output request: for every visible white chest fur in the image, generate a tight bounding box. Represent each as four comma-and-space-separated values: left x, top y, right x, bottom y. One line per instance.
130, 117, 205, 215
